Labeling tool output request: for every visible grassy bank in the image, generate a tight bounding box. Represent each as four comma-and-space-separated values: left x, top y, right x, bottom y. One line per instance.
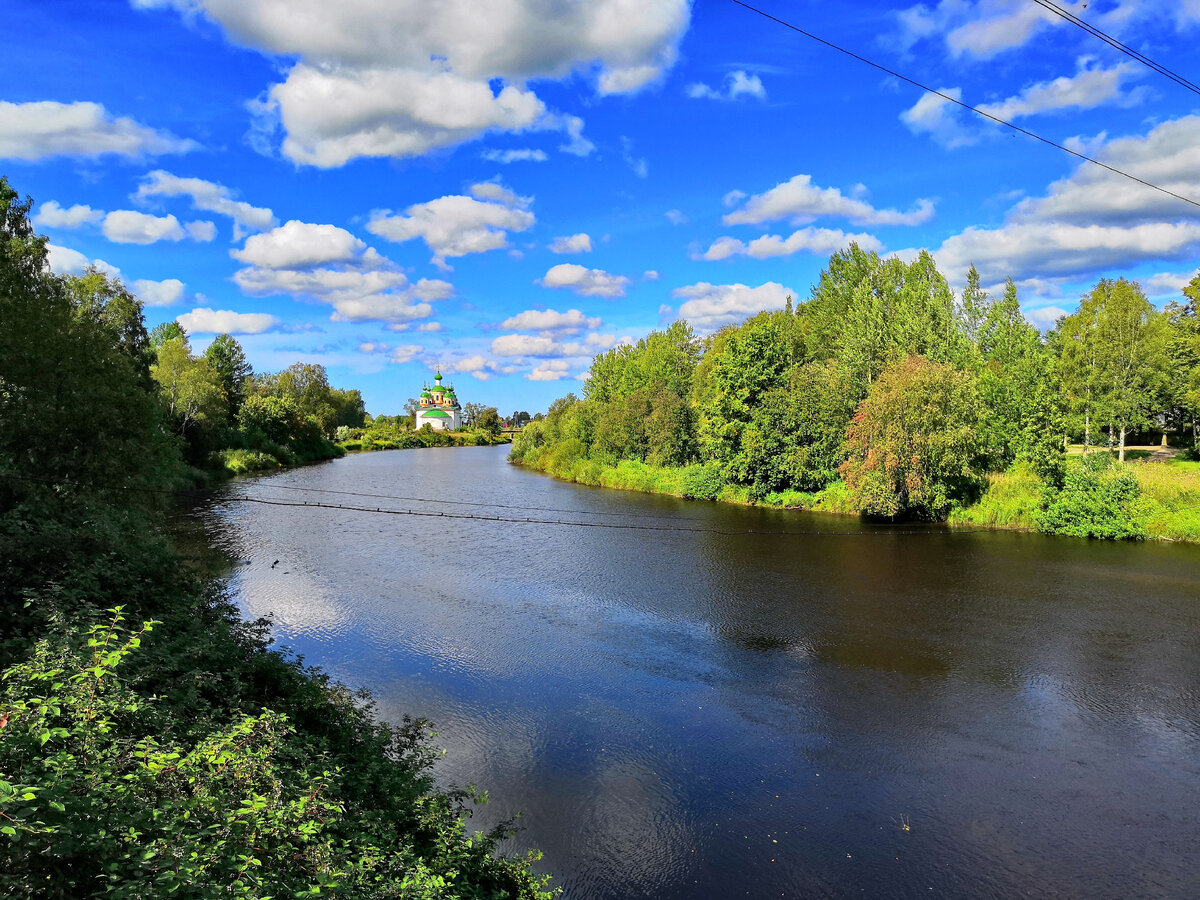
337, 425, 510, 454
511, 444, 1200, 543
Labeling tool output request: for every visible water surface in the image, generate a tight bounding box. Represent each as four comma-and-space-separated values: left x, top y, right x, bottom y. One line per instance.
192, 446, 1200, 898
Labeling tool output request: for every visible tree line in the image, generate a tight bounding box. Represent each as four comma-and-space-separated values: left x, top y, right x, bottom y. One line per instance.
512, 244, 1199, 533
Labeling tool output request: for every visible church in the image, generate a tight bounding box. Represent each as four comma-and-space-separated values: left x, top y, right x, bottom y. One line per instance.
414, 371, 462, 431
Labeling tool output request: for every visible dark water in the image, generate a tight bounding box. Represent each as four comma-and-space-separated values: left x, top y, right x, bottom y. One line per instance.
191, 446, 1200, 899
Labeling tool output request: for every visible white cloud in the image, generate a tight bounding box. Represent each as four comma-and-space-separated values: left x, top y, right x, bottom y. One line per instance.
665, 208, 688, 225
700, 228, 883, 261
481, 147, 548, 163
45, 244, 119, 277
668, 281, 795, 332
0, 100, 196, 161
139, 0, 688, 165
177, 307, 281, 334
902, 61, 1145, 149
491, 330, 617, 358
643, 270, 660, 280
500, 308, 602, 332
978, 60, 1143, 121
233, 224, 453, 324
723, 173, 934, 226
553, 114, 596, 157
539, 263, 630, 297
549, 233, 592, 254
368, 191, 535, 267
358, 342, 389, 354
1146, 270, 1199, 297
527, 359, 572, 381
620, 136, 648, 178
1025, 305, 1071, 328
389, 344, 423, 364
418, 321, 444, 332
132, 278, 185, 306
469, 181, 531, 207
928, 116, 1200, 284
899, 88, 978, 148
101, 210, 188, 244
233, 220, 367, 269
185, 220, 217, 242
686, 70, 766, 101
136, 170, 276, 237
34, 201, 104, 229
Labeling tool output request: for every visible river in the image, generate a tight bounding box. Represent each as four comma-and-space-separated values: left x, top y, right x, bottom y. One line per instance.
190, 445, 1200, 898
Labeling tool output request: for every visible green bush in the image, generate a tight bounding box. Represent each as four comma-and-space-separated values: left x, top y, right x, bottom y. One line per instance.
679, 462, 725, 500
1037, 454, 1145, 540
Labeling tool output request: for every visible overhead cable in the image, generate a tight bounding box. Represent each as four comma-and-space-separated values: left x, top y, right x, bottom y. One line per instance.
1028, 0, 1200, 96
725, 0, 1200, 213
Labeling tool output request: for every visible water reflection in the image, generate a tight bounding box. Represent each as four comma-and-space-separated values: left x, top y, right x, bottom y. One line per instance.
193, 446, 1200, 898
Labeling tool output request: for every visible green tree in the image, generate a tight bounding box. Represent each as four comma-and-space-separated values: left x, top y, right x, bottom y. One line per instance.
840, 356, 984, 518
149, 320, 187, 351
203, 333, 252, 417
152, 338, 227, 441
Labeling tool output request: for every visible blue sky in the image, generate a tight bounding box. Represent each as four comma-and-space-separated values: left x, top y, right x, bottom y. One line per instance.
4, 0, 1199, 415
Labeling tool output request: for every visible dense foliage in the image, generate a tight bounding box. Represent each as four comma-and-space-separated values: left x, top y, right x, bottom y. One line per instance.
1, 177, 553, 898
512, 244, 1200, 538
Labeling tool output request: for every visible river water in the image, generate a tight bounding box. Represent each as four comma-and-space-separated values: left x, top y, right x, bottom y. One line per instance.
191, 445, 1200, 898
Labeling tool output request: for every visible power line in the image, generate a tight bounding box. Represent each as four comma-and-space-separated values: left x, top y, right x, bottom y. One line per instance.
1028, 0, 1200, 96
245, 481, 945, 528
0, 471, 999, 538
725, 0, 1200, 213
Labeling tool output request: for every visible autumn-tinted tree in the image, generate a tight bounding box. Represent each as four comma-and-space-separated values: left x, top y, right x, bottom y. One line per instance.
840, 356, 984, 518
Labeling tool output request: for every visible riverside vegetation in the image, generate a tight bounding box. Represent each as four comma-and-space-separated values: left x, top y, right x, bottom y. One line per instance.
0, 177, 554, 897
510, 245, 1200, 542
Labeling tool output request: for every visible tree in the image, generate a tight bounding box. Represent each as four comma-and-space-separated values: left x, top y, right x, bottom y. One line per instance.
840, 356, 984, 518
258, 363, 338, 436
149, 321, 187, 351
152, 338, 227, 441
203, 333, 252, 417
959, 264, 990, 348
1089, 279, 1169, 460
475, 406, 502, 435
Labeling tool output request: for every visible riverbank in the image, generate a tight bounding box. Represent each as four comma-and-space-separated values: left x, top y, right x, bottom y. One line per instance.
509, 450, 1200, 543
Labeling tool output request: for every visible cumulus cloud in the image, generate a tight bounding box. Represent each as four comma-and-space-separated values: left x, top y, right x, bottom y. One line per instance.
389, 344, 423, 364
45, 244, 119, 276
1146, 269, 1199, 297
34, 201, 104, 229
700, 228, 883, 261
549, 233, 592, 254
723, 174, 934, 226
481, 147, 548, 163
137, 0, 689, 165
685, 70, 766, 101
895, 0, 1199, 60
368, 188, 535, 267
448, 354, 501, 380
102, 210, 195, 244
233, 220, 367, 269
0, 100, 196, 161
643, 270, 660, 280
666, 281, 795, 332
500, 308, 602, 332
491, 331, 619, 359
538, 263, 630, 297
929, 116, 1200, 284
902, 61, 1145, 148
527, 359, 573, 381
136, 170, 276, 237
665, 209, 688, 225
417, 321, 444, 332
132, 278, 185, 306
232, 220, 453, 324
177, 307, 281, 334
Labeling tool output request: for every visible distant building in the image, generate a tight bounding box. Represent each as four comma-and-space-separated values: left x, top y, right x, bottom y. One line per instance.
415, 371, 462, 431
